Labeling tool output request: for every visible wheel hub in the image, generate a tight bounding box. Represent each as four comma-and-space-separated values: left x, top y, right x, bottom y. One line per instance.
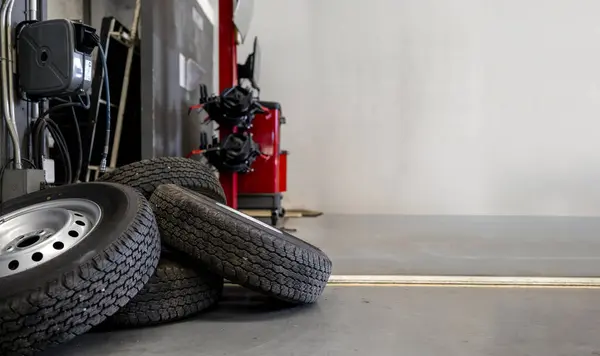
0, 199, 102, 277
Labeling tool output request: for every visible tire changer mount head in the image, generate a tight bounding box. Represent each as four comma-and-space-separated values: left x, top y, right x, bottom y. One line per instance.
189, 85, 266, 173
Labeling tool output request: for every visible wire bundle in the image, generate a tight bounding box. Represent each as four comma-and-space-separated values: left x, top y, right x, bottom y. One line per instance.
31, 93, 89, 184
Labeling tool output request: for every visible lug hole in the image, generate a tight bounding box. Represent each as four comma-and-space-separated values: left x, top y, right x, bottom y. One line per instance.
8, 260, 18, 270
75, 220, 85, 226
17, 235, 41, 248
32, 252, 43, 262
53, 242, 64, 250
68, 230, 79, 238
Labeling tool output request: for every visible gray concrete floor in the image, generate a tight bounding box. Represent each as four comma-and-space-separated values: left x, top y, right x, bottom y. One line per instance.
42, 215, 600, 355
286, 215, 600, 276
50, 286, 600, 356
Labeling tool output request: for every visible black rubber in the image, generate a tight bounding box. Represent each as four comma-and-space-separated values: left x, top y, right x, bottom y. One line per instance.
98, 157, 225, 203
0, 183, 161, 356
106, 252, 223, 327
150, 184, 332, 304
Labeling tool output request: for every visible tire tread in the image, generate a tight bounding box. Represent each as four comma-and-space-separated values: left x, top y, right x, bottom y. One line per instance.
98, 157, 225, 202
106, 257, 223, 327
0, 189, 160, 356
150, 184, 332, 304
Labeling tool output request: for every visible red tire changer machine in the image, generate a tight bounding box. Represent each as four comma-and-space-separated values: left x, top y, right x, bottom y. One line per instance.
188, 0, 287, 226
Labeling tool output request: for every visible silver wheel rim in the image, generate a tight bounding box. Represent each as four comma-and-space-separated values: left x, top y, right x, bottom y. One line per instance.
0, 199, 102, 278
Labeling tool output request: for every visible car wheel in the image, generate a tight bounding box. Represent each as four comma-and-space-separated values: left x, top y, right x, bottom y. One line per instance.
0, 183, 161, 355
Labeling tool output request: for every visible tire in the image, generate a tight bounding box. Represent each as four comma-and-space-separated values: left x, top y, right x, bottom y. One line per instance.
150, 184, 332, 304
0, 183, 161, 356
98, 157, 226, 203
106, 252, 223, 327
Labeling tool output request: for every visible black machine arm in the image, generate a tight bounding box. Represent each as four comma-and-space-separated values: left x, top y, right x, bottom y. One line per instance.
204, 132, 262, 173
189, 85, 266, 130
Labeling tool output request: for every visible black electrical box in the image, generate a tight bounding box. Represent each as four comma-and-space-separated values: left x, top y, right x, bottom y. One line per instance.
17, 19, 97, 99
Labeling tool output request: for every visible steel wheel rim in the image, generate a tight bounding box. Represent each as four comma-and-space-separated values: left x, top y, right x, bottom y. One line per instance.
0, 198, 102, 278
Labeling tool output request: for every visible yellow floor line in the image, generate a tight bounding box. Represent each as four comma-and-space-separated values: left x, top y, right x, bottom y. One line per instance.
224, 275, 600, 289
327, 275, 600, 288
327, 283, 600, 289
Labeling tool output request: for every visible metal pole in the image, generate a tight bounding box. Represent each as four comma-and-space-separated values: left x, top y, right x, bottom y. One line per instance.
27, 0, 38, 162
219, 0, 238, 208
1, 0, 22, 169
28, 0, 36, 20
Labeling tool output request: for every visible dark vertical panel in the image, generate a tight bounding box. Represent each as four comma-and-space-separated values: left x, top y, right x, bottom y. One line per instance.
140, 2, 154, 159
39, 0, 46, 20
141, 0, 214, 159
82, 0, 91, 25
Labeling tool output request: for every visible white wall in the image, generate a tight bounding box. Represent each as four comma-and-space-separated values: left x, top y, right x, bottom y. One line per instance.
46, 0, 83, 20
239, 0, 600, 216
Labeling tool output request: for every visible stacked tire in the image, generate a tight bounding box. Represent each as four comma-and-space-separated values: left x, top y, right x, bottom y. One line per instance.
0, 157, 332, 356
106, 251, 224, 327
0, 183, 161, 356
150, 183, 332, 304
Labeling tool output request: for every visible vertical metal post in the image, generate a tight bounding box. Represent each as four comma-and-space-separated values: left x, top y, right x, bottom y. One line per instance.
82, 0, 91, 25
27, 0, 37, 20
27, 0, 38, 162
1, 0, 23, 169
218, 0, 238, 208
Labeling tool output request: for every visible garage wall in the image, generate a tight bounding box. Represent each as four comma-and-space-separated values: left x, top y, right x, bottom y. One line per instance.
46, 0, 83, 20
239, 0, 600, 216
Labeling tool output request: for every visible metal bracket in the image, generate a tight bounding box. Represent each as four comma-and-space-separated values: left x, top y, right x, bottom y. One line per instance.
1, 169, 45, 202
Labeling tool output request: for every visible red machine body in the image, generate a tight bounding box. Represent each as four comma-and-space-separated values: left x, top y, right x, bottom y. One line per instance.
216, 0, 288, 225
238, 102, 287, 194
237, 101, 288, 225
218, 0, 239, 208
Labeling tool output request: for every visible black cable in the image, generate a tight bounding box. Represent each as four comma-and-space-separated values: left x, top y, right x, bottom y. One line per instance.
52, 93, 90, 108
38, 102, 82, 119
36, 93, 89, 127
78, 92, 91, 109
23, 158, 35, 168
68, 97, 83, 182
32, 113, 47, 167
27, 102, 34, 161
32, 115, 46, 168
6, 158, 37, 169
30, 91, 92, 184
45, 118, 72, 184
31, 118, 65, 183
31, 109, 73, 185
94, 41, 111, 172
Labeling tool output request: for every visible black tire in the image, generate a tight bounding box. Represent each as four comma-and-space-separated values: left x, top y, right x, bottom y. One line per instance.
0, 183, 161, 356
98, 157, 226, 203
106, 252, 224, 327
150, 184, 332, 304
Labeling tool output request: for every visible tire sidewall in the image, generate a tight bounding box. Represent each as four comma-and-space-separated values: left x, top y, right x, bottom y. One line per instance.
177, 187, 326, 254
0, 183, 143, 299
